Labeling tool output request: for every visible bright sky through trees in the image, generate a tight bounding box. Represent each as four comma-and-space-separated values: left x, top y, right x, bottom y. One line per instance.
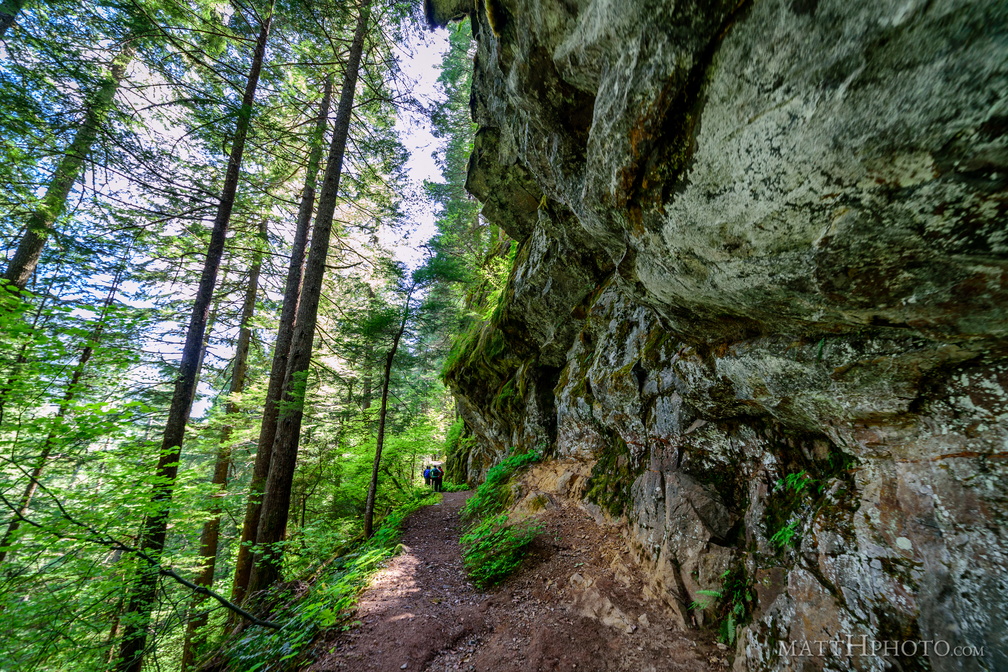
180, 27, 451, 419
0, 4, 490, 668
386, 27, 450, 268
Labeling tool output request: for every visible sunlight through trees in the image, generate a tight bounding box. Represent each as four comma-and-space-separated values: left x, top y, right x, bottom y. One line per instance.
0, 1, 490, 669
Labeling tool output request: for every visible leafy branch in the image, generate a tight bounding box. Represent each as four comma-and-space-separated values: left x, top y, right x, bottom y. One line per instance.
0, 466, 279, 629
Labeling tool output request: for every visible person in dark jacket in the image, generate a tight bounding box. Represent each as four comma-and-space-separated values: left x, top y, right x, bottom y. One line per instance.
423, 466, 431, 487
431, 465, 443, 492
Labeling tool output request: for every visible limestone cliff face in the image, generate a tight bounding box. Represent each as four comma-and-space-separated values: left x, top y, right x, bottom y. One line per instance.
430, 0, 1007, 669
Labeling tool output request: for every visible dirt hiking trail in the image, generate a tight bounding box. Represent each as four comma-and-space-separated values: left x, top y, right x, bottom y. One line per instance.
308, 491, 729, 672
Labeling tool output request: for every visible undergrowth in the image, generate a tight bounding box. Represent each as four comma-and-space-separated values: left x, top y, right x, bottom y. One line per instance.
444, 418, 476, 484
689, 567, 753, 646
461, 513, 542, 587
461, 449, 541, 521
219, 489, 439, 671
459, 449, 543, 587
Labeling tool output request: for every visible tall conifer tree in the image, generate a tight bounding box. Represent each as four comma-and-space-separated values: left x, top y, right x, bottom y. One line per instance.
113, 4, 275, 669
245, 0, 373, 597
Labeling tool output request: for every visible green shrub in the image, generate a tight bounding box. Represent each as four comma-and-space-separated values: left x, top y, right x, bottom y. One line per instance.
461, 449, 541, 522
441, 482, 471, 492
460, 514, 542, 587
457, 449, 543, 587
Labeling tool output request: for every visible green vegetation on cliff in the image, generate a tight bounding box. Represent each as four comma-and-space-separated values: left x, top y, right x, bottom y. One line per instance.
459, 449, 542, 586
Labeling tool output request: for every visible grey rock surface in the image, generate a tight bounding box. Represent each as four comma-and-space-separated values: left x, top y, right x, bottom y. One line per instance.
430, 0, 1008, 669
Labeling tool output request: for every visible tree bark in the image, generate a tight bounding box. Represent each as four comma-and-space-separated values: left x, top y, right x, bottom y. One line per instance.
3, 42, 134, 290
112, 8, 273, 671
104, 549, 127, 668
245, 0, 372, 597
0, 264, 124, 563
179, 220, 265, 671
360, 357, 373, 410
230, 72, 333, 607
189, 265, 228, 409
364, 284, 414, 538
360, 287, 376, 410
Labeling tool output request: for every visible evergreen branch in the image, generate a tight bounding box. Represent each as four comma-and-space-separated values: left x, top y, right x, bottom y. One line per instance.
0, 481, 279, 630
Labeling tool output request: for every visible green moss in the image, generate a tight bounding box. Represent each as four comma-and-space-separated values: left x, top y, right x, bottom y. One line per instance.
443, 239, 520, 383
641, 329, 674, 365
561, 344, 597, 400
492, 377, 517, 415
442, 320, 482, 379
444, 419, 476, 485
483, 326, 507, 361
497, 378, 516, 402
584, 432, 646, 518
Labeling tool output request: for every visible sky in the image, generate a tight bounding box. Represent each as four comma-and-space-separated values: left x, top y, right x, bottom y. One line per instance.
184, 25, 454, 417
382, 26, 451, 268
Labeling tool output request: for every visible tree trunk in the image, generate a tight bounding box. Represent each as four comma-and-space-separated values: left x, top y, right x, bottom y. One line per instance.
230, 72, 333, 608
245, 0, 372, 597
104, 550, 128, 668
360, 285, 375, 409
189, 265, 228, 409
3, 41, 134, 290
112, 9, 273, 671
0, 264, 124, 563
360, 358, 373, 410
364, 285, 414, 538
179, 221, 265, 671
0, 0, 26, 39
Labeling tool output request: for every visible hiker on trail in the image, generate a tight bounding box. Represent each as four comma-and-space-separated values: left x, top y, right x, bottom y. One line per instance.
423, 466, 431, 487
431, 465, 443, 492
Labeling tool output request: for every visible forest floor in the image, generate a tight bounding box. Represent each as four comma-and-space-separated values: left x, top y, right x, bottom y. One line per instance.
307, 491, 730, 672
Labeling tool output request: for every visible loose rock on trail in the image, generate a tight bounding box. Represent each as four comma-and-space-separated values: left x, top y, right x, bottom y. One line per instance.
308, 491, 728, 672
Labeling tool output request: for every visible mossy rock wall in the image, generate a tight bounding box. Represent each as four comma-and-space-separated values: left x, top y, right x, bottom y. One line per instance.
431, 0, 1008, 669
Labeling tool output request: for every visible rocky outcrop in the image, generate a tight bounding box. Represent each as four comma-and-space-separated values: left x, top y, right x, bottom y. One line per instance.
431, 1, 1007, 670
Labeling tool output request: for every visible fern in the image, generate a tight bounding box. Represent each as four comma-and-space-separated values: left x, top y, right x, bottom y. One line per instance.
460, 514, 542, 587
458, 449, 544, 586
461, 449, 541, 521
